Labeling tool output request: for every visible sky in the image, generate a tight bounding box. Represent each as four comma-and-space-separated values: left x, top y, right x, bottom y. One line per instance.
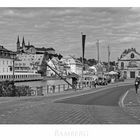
1, 7, 140, 61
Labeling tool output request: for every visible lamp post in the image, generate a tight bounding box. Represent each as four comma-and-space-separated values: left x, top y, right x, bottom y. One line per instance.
12, 55, 15, 82
11, 52, 16, 96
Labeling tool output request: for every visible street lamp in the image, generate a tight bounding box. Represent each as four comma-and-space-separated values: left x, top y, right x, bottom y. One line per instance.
12, 53, 16, 82
11, 52, 16, 96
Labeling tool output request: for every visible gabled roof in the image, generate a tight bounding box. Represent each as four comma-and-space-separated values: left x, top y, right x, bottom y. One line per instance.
0, 45, 14, 53
25, 45, 35, 50
36, 47, 47, 51
119, 48, 140, 59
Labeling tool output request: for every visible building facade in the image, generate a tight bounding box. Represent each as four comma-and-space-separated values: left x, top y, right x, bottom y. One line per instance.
16, 53, 45, 73
62, 56, 83, 75
118, 48, 140, 78
0, 45, 16, 74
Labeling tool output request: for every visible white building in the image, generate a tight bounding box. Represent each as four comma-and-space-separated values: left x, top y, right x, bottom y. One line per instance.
16, 53, 44, 73
62, 56, 83, 75
118, 48, 140, 78
0, 46, 15, 74
46, 57, 71, 76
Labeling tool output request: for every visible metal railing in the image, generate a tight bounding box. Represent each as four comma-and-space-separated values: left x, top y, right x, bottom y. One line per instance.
30, 80, 96, 96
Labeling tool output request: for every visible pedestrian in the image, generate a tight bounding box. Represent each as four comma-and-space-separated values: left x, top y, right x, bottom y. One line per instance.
135, 79, 139, 94
94, 80, 97, 88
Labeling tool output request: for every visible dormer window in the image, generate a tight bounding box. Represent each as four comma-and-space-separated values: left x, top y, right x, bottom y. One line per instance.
131, 53, 134, 58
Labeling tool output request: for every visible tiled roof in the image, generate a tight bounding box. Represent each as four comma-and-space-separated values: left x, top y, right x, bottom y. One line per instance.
36, 47, 55, 51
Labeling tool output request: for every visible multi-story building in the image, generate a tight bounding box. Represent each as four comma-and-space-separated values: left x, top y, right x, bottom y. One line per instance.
46, 57, 71, 76
62, 56, 83, 75
0, 45, 42, 81
16, 53, 45, 73
0, 45, 16, 74
118, 48, 140, 78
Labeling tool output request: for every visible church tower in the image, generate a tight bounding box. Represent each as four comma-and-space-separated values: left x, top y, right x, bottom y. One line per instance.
22, 36, 25, 51
22, 37, 25, 47
17, 36, 20, 53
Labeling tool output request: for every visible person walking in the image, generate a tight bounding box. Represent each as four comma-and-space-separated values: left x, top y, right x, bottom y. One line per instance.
94, 79, 97, 88
135, 79, 139, 94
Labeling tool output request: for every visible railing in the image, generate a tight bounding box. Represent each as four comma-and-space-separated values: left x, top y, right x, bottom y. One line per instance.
30, 80, 96, 96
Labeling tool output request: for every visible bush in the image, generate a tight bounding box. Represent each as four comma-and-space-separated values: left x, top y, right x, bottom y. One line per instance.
0, 81, 32, 97
16, 86, 32, 96
118, 77, 125, 82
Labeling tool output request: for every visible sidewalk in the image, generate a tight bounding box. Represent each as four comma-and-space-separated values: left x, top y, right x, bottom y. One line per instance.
121, 88, 140, 121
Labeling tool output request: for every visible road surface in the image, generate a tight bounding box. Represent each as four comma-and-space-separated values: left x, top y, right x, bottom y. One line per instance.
0, 84, 139, 124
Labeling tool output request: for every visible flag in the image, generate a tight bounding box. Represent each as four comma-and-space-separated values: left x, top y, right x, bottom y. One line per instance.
108, 46, 110, 57
82, 34, 86, 60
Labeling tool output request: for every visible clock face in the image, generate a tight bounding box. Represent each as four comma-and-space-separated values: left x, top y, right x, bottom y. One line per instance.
131, 53, 134, 58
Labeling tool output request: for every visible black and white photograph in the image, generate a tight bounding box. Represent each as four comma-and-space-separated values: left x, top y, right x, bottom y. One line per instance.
0, 6, 140, 124
2, 1, 140, 139
2, 0, 140, 139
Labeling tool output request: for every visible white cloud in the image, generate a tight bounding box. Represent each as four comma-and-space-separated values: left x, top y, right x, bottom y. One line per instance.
119, 37, 137, 43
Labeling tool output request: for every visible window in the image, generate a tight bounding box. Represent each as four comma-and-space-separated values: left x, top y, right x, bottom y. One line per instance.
131, 53, 134, 58
121, 62, 124, 69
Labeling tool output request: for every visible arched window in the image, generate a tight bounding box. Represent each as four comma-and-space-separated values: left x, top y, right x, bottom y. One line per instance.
121, 62, 124, 69
131, 53, 134, 58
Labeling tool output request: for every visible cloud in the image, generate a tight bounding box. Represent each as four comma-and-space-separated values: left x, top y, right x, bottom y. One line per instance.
130, 7, 140, 13
0, 9, 40, 18
118, 37, 137, 43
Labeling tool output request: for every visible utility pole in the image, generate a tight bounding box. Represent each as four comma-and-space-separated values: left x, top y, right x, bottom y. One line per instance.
108, 45, 110, 72
96, 40, 99, 64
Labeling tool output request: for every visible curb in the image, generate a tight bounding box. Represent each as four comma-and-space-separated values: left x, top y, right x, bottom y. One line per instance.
53, 83, 133, 101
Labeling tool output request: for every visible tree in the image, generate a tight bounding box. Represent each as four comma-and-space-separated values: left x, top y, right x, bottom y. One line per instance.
58, 54, 63, 60
87, 58, 97, 66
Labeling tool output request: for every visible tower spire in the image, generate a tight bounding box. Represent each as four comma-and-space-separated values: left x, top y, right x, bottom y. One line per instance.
96, 40, 100, 64
17, 35, 20, 53
17, 35, 20, 44
22, 36, 25, 48
22, 36, 25, 45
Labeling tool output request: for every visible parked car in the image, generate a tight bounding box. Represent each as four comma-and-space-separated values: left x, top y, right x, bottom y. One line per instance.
97, 77, 108, 86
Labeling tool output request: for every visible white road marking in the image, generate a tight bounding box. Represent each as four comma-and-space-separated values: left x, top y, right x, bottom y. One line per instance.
119, 90, 129, 108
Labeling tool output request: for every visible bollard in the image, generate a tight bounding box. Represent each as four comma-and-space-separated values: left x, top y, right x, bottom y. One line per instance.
90, 81, 92, 88
52, 85, 55, 93
63, 84, 65, 91
58, 85, 60, 92
36, 86, 43, 96
47, 85, 49, 93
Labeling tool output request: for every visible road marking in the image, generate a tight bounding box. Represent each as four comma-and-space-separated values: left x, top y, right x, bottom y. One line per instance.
119, 90, 129, 108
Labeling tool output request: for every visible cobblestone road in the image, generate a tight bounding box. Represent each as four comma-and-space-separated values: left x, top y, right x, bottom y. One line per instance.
0, 81, 137, 124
